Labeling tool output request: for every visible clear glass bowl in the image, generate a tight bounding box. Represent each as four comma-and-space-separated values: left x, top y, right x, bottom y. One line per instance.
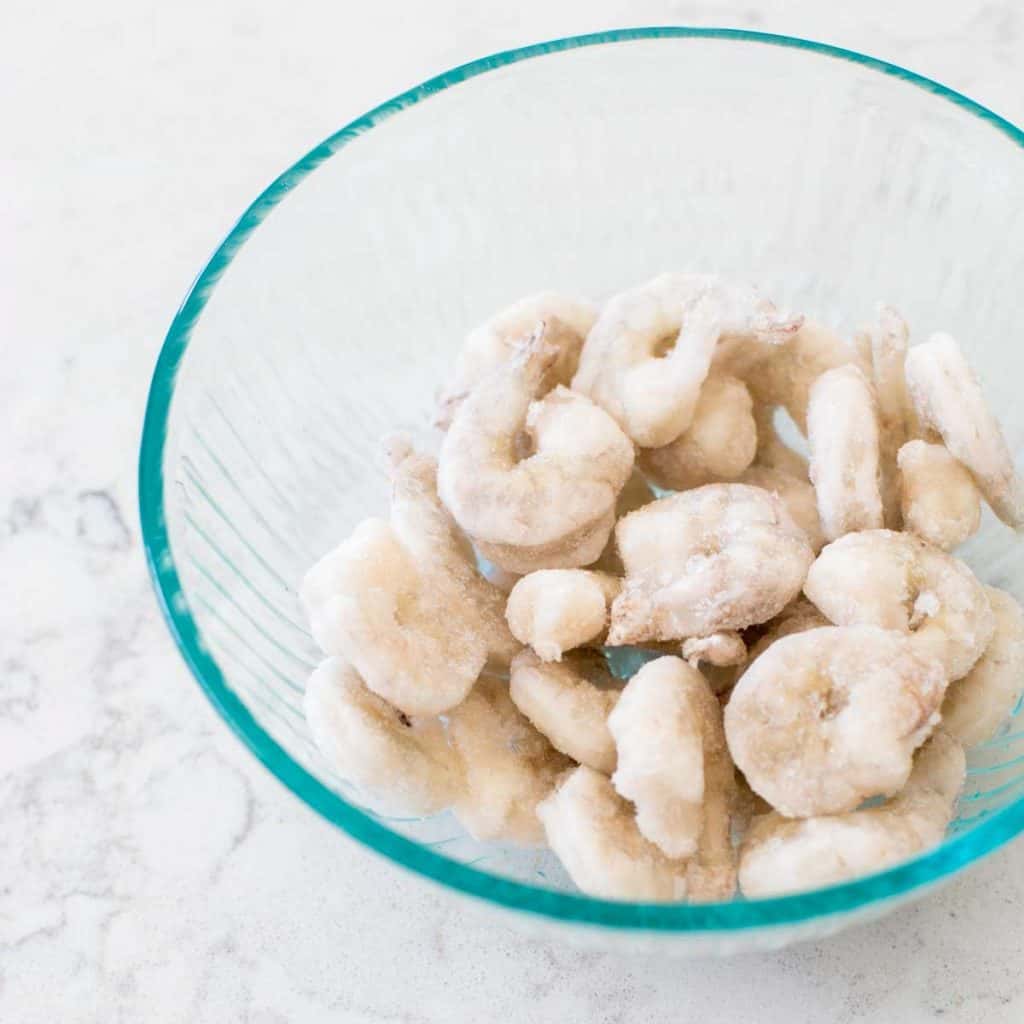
139, 29, 1024, 954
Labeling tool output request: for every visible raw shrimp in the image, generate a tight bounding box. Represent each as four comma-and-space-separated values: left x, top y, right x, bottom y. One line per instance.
537, 766, 691, 902
301, 441, 517, 717
725, 626, 947, 817
807, 364, 884, 541
572, 273, 802, 448
438, 329, 634, 571
639, 375, 757, 491
942, 587, 1024, 747
905, 333, 1024, 528
607, 484, 813, 644
448, 674, 571, 844
738, 465, 825, 553
304, 658, 462, 815
739, 731, 965, 896
608, 656, 734, 863
436, 292, 596, 428
505, 569, 620, 662
898, 440, 981, 551
742, 320, 864, 433
803, 529, 994, 679
510, 649, 621, 773
864, 306, 913, 527
681, 631, 747, 669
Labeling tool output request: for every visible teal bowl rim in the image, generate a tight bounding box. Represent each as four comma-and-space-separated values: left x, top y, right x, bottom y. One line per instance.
139, 27, 1024, 933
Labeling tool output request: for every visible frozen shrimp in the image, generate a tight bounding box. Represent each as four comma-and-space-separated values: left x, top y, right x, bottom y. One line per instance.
448, 674, 571, 844
639, 375, 757, 491
608, 656, 735, 865
739, 731, 965, 896
742, 597, 830, 669
573, 273, 802, 448
304, 658, 462, 815
537, 766, 691, 901
506, 569, 620, 662
725, 626, 947, 817
607, 484, 813, 644
743, 320, 864, 433
898, 440, 981, 551
510, 649, 620, 773
905, 333, 1024, 528
301, 441, 517, 717
864, 306, 913, 527
738, 465, 825, 552
942, 587, 1024, 747
438, 329, 634, 571
804, 529, 994, 679
807, 364, 884, 541
436, 292, 596, 428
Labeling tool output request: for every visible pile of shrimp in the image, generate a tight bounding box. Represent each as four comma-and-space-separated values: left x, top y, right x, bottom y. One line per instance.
299, 277, 1024, 902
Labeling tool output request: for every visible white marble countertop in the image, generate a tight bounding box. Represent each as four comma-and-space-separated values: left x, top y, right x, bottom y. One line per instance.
6, 1, 1024, 1020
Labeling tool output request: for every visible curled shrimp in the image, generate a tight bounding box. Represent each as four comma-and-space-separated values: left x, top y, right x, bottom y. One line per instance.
725, 626, 948, 817
573, 273, 802, 448
607, 483, 814, 644
742, 319, 864, 433
942, 587, 1024, 747
803, 529, 995, 679
304, 657, 462, 815
505, 569, 620, 662
742, 597, 830, 674
905, 332, 1024, 529
608, 656, 736, 868
898, 440, 981, 551
860, 306, 913, 527
438, 329, 634, 573
510, 649, 620, 773
537, 766, 691, 902
435, 292, 596, 428
448, 674, 571, 844
807, 364, 884, 541
739, 731, 965, 896
301, 440, 517, 717
639, 375, 757, 491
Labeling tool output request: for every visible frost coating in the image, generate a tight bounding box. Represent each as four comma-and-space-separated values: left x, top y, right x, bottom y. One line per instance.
681, 631, 747, 669
510, 649, 620, 773
301, 441, 517, 716
304, 658, 462, 815
639, 375, 757, 490
436, 292, 596, 428
905, 333, 1024, 529
506, 569, 620, 661
804, 529, 994, 679
438, 328, 634, 572
943, 587, 1024, 747
807, 364, 884, 541
739, 732, 965, 896
573, 273, 801, 448
448, 674, 570, 844
608, 484, 813, 644
898, 440, 981, 551
537, 766, 691, 902
725, 626, 947, 817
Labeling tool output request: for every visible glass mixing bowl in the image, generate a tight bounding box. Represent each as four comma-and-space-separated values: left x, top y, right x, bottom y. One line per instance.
139, 29, 1024, 953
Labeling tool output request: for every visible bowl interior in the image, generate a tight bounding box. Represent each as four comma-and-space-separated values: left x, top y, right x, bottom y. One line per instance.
142, 30, 1024, 947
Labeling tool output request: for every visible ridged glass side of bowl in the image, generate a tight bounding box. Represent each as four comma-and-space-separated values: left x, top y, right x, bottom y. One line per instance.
140, 30, 1024, 953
